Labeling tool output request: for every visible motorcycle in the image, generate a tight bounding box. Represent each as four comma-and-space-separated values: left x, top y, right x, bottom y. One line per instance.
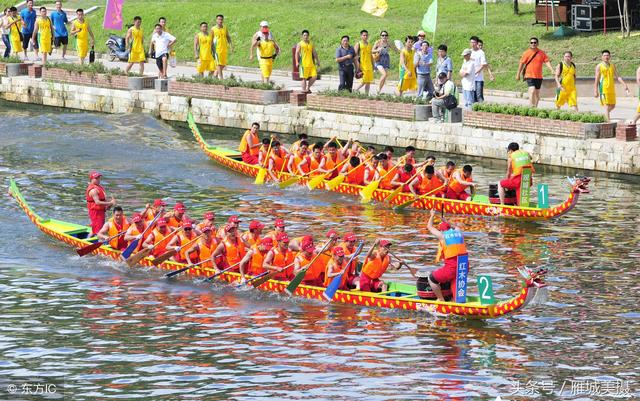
105, 34, 129, 62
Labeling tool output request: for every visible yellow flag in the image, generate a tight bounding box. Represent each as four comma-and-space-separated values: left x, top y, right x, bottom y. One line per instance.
361, 0, 389, 17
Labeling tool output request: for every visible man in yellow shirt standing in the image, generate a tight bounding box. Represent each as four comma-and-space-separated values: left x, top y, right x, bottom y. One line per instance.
250, 21, 280, 84
31, 7, 53, 65
594, 50, 631, 122
125, 16, 145, 74
70, 8, 94, 64
194, 22, 215, 77
294, 30, 319, 93
212, 14, 232, 79
555, 51, 578, 111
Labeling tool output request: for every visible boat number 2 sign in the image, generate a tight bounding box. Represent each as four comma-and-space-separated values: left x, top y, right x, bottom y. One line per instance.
477, 275, 495, 305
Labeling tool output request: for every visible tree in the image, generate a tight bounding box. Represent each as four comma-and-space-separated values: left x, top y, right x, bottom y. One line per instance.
514, 0, 519, 16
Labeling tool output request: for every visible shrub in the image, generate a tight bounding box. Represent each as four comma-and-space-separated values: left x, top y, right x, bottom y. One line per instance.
559, 111, 572, 121
1, 56, 24, 64
527, 108, 538, 117
569, 112, 582, 122
516, 106, 529, 116
505, 105, 517, 115
548, 110, 561, 120
537, 110, 548, 119
177, 74, 283, 90
468, 102, 607, 123
317, 89, 427, 104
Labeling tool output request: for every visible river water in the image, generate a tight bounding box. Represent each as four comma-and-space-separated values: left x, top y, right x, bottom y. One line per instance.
0, 105, 638, 400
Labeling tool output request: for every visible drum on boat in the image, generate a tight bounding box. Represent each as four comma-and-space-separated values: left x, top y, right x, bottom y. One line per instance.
489, 184, 517, 205
415, 269, 452, 300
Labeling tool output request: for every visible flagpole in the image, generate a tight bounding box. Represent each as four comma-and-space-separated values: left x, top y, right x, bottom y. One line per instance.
484, 0, 487, 26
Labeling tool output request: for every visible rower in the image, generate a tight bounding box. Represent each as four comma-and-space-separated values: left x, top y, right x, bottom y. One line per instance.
347, 139, 361, 158
142, 217, 171, 257
426, 209, 468, 302
239, 237, 274, 283
167, 221, 198, 263
186, 225, 217, 268
216, 215, 241, 240
263, 232, 295, 280
97, 206, 129, 250
123, 213, 149, 253
408, 165, 445, 196
437, 161, 456, 184
397, 145, 416, 166
242, 220, 264, 246
498, 142, 534, 205
414, 155, 436, 170
377, 153, 396, 190
298, 142, 326, 176
361, 145, 376, 164
445, 165, 475, 201
389, 163, 415, 191
196, 211, 216, 234
323, 142, 344, 179
363, 155, 380, 185
324, 246, 350, 290
211, 223, 247, 271
143, 199, 166, 223
288, 140, 310, 175
339, 156, 366, 185
257, 138, 271, 167
336, 232, 361, 289
239, 122, 262, 165
267, 218, 286, 243
86, 171, 117, 235
289, 133, 308, 155
293, 235, 332, 287
358, 239, 400, 292
383, 146, 395, 165
164, 202, 189, 229
266, 141, 288, 181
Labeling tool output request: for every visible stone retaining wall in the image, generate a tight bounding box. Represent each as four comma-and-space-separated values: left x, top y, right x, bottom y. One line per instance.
1, 75, 638, 175
307, 94, 427, 120
42, 67, 155, 90
168, 80, 291, 105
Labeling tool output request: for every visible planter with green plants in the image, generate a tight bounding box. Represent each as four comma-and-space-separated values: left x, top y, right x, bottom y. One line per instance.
0, 56, 31, 77
169, 75, 291, 105
465, 103, 614, 139
42, 62, 154, 90
307, 90, 431, 121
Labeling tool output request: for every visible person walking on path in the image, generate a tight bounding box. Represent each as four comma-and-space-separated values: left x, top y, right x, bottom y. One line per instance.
0, 8, 11, 58
20, 0, 37, 60
469, 36, 487, 103
415, 40, 434, 99
354, 29, 374, 95
86, 171, 117, 236
149, 23, 176, 79
5, 7, 21, 57
516, 37, 554, 108
212, 15, 232, 79
250, 21, 280, 83
594, 50, 631, 122
295, 29, 319, 93
459, 49, 476, 109
335, 35, 355, 92
397, 35, 417, 96
31, 7, 53, 65
70, 8, 94, 64
50, 1, 68, 59
436, 44, 453, 81
125, 16, 145, 75
555, 51, 578, 111
477, 39, 495, 82
372, 30, 397, 94
194, 21, 216, 77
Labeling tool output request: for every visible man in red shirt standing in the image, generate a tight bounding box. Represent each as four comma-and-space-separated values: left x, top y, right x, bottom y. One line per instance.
85, 171, 116, 235
515, 37, 554, 108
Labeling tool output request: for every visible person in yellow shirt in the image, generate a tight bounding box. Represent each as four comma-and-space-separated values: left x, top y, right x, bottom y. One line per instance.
212, 14, 232, 79
250, 21, 280, 83
397, 36, 417, 95
594, 50, 630, 122
31, 7, 53, 64
194, 22, 215, 77
294, 30, 319, 93
555, 51, 577, 111
125, 16, 145, 74
354, 29, 374, 95
6, 7, 22, 57
70, 8, 94, 64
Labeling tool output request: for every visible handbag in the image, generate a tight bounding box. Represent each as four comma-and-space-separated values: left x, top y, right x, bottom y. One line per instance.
442, 94, 458, 110
89, 46, 95, 63
521, 50, 539, 81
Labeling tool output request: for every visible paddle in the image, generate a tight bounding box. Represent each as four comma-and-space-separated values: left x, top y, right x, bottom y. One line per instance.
151, 233, 203, 266
393, 183, 447, 212
202, 260, 243, 283
126, 227, 183, 267
307, 156, 351, 190
382, 166, 426, 205
254, 136, 274, 185
323, 241, 364, 301
76, 230, 127, 257
121, 213, 161, 260
284, 239, 334, 296
360, 166, 397, 204
164, 256, 211, 278
249, 261, 296, 287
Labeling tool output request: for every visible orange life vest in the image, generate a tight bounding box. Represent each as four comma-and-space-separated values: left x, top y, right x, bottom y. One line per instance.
85, 183, 107, 212
448, 169, 473, 194
510, 150, 535, 177
107, 216, 130, 250
127, 222, 149, 252
324, 153, 343, 170
378, 165, 396, 190
270, 148, 286, 172
243, 231, 261, 247
298, 251, 325, 283
167, 214, 183, 229
345, 164, 365, 185
418, 174, 444, 195
271, 247, 295, 280
239, 129, 260, 155
144, 209, 160, 223
439, 166, 454, 180
309, 154, 325, 175
361, 253, 390, 279
248, 244, 268, 275
324, 258, 349, 288
398, 155, 416, 166
177, 231, 199, 262
197, 236, 217, 268
293, 152, 310, 174
149, 227, 169, 256
223, 237, 246, 267
436, 229, 467, 262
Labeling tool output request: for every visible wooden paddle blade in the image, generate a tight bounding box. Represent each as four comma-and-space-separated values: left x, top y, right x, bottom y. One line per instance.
322, 272, 344, 301
254, 167, 267, 185
284, 268, 307, 296
165, 265, 191, 278
76, 240, 104, 257
126, 247, 152, 267
383, 186, 402, 204
152, 249, 176, 266
121, 239, 139, 260
360, 180, 380, 203
393, 197, 416, 212
251, 270, 279, 287
325, 174, 345, 191
279, 176, 300, 189
307, 173, 327, 190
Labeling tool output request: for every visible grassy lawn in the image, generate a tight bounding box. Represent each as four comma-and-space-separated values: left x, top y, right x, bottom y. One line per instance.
5, 0, 639, 91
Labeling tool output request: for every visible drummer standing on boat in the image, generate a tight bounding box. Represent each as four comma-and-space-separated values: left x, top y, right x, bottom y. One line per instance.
86, 171, 116, 235
498, 142, 534, 205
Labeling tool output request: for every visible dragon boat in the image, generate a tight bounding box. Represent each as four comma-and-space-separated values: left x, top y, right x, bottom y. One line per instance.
9, 178, 547, 319
188, 113, 590, 219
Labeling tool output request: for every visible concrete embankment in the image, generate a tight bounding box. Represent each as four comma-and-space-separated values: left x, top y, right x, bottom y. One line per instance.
1, 75, 638, 175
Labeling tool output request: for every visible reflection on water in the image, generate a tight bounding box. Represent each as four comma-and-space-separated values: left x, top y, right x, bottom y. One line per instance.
0, 106, 638, 400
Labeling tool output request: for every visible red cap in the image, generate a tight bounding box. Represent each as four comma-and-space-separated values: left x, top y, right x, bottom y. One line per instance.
89, 171, 102, 180
439, 222, 451, 231
332, 246, 345, 257
379, 239, 392, 247
301, 235, 314, 251
156, 218, 167, 226
249, 220, 264, 230
274, 218, 286, 228
201, 225, 212, 233
343, 232, 357, 242
228, 215, 240, 224
260, 237, 274, 248
174, 202, 186, 212
276, 232, 289, 242
131, 213, 143, 223
224, 223, 235, 232
181, 221, 193, 229
203, 211, 215, 220
326, 229, 339, 239
153, 199, 166, 207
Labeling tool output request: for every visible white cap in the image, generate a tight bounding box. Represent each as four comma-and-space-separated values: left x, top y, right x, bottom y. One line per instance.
461, 48, 472, 56
260, 21, 269, 27
417, 30, 426, 36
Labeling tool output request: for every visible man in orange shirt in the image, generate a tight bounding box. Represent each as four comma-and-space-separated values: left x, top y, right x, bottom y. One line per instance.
239, 122, 262, 164
516, 37, 554, 108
